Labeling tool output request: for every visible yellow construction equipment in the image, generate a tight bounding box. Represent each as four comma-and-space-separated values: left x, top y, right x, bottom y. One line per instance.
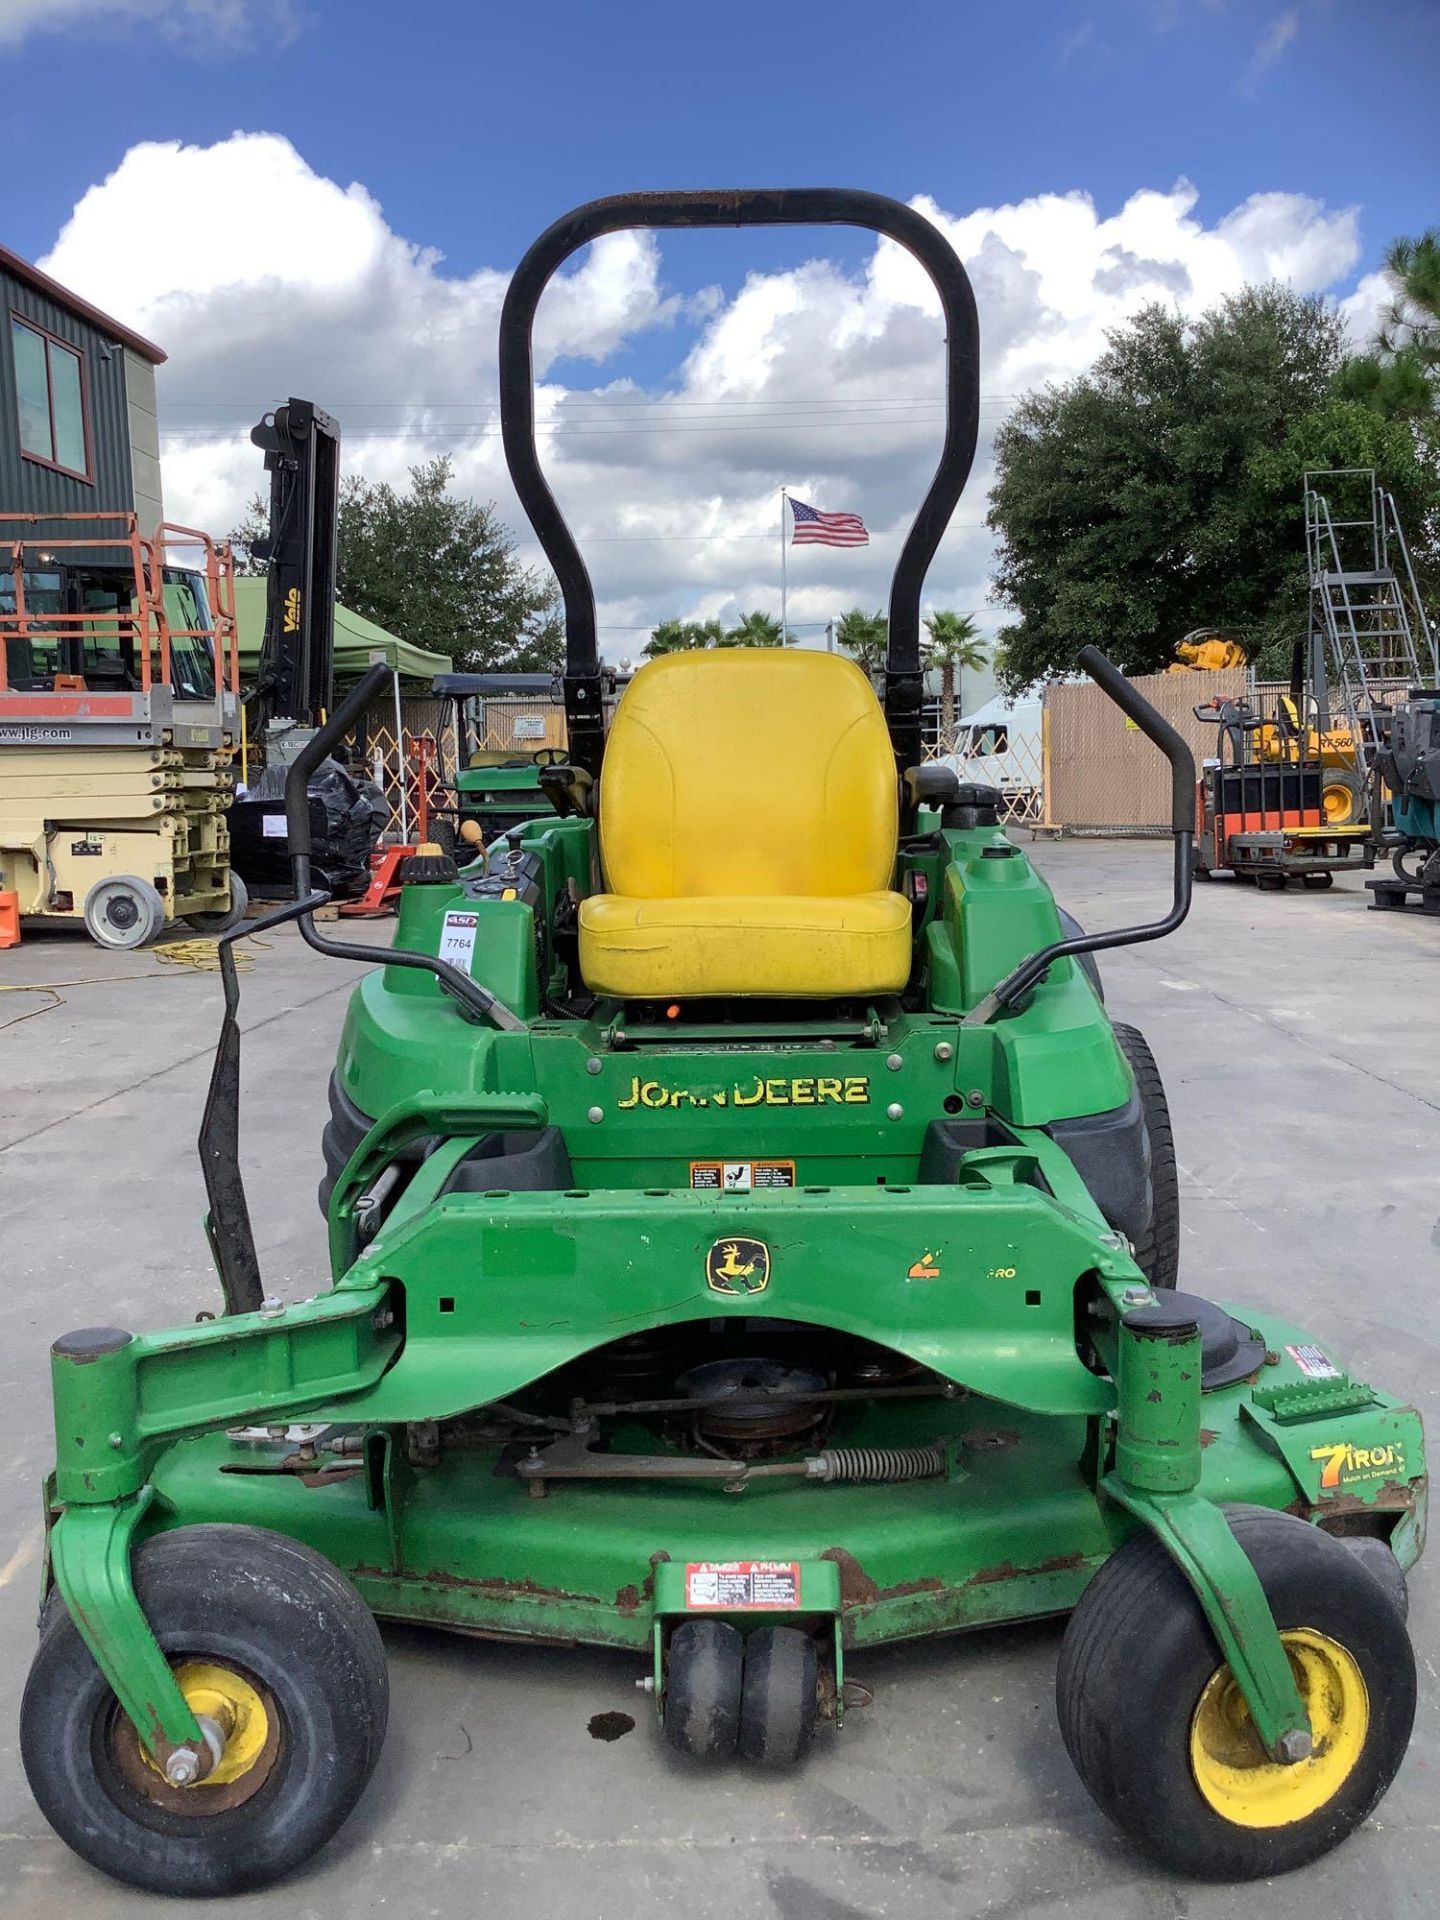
0, 514, 245, 947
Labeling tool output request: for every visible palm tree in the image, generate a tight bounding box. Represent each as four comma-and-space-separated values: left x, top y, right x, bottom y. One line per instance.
836, 607, 888, 678
722, 610, 785, 648
643, 617, 727, 658
923, 611, 988, 742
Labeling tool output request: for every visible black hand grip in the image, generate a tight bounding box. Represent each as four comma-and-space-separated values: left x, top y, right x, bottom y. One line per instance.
285, 659, 392, 864
1077, 645, 1195, 834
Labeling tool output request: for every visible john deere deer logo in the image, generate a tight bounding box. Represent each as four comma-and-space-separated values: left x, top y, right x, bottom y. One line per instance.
705, 1237, 771, 1296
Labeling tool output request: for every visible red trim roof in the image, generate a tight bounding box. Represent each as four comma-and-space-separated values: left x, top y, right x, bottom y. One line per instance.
0, 244, 166, 365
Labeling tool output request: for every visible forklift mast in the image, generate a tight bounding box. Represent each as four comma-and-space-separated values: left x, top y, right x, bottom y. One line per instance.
249, 399, 341, 738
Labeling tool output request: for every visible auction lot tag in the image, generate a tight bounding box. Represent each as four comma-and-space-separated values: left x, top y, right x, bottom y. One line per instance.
685, 1561, 801, 1609
689, 1159, 796, 1192
439, 910, 479, 969
261, 814, 287, 839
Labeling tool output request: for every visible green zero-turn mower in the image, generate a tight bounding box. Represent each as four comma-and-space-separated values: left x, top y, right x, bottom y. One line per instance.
23, 191, 1425, 1896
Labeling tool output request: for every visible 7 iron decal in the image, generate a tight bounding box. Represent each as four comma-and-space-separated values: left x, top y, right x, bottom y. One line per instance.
1309, 1438, 1407, 1491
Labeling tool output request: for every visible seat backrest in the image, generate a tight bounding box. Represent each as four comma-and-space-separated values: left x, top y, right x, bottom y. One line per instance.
600, 649, 898, 898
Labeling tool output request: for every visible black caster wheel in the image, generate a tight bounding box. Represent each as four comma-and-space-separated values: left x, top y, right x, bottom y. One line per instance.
21, 1524, 388, 1896
1056, 1508, 1414, 1879
1301, 871, 1334, 891
1255, 872, 1287, 892
738, 1626, 819, 1767
663, 1619, 743, 1760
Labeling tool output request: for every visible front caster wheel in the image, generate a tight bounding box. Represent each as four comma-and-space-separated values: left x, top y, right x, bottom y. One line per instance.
1056, 1508, 1414, 1879
1301, 871, 1335, 891
663, 1620, 743, 1760
21, 1524, 388, 1895
739, 1626, 819, 1767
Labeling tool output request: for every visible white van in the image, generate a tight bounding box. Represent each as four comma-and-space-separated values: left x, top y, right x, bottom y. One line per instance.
937, 688, 1043, 815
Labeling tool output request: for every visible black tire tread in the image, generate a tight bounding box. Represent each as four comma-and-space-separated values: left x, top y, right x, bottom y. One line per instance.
739, 1626, 819, 1768
664, 1620, 743, 1762
1056, 1507, 1415, 1879
1113, 1021, 1180, 1291
22, 1523, 388, 1895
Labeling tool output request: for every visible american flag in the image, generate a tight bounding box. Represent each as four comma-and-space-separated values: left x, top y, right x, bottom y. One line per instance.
789, 497, 869, 547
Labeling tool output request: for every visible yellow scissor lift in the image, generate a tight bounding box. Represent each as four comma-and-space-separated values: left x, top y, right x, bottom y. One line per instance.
0, 513, 246, 948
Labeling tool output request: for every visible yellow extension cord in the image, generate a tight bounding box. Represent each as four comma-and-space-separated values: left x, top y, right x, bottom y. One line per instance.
0, 937, 264, 1030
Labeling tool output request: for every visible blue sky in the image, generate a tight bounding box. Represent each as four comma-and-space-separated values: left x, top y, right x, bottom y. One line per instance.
4, 0, 1436, 662
7, 0, 1435, 296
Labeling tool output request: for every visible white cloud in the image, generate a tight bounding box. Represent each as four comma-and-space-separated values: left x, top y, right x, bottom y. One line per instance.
38, 134, 1369, 664
0, 0, 304, 50
1056, 18, 1096, 66
1240, 7, 1300, 95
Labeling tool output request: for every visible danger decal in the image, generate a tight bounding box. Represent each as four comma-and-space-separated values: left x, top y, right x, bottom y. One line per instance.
685, 1561, 801, 1609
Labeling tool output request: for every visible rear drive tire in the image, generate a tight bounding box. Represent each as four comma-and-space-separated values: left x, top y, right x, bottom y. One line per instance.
1340, 1535, 1409, 1623
82, 875, 167, 950
1112, 1022, 1179, 1291
21, 1524, 388, 1895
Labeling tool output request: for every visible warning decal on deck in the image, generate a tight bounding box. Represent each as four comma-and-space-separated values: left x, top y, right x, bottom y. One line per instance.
1286, 1342, 1342, 1380
685, 1561, 801, 1609
688, 1159, 796, 1192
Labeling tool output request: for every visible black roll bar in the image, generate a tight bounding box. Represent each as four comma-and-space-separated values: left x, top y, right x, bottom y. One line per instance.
498, 189, 981, 777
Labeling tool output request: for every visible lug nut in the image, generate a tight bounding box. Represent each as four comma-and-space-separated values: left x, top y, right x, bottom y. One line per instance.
164, 1748, 200, 1786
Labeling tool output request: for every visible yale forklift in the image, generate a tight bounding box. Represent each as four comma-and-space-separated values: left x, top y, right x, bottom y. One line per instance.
227, 400, 388, 900
22, 191, 1422, 1895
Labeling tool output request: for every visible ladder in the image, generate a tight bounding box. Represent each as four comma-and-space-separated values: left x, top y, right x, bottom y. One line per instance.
1305, 468, 1439, 756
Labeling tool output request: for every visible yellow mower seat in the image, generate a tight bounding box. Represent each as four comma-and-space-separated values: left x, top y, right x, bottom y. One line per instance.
578, 649, 911, 998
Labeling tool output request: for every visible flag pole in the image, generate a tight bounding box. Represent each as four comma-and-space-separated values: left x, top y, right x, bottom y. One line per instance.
780, 488, 788, 643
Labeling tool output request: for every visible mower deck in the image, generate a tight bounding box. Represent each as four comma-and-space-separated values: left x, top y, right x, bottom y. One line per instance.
133, 1303, 1421, 1656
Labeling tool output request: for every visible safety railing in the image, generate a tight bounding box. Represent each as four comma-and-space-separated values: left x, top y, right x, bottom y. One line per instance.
0, 512, 238, 704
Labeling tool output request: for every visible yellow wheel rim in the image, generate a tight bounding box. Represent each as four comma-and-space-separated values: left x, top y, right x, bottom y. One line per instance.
143, 1661, 272, 1787
1323, 783, 1354, 824
1189, 1629, 1368, 1829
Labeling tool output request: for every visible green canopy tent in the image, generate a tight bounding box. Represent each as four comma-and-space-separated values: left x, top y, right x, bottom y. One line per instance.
230, 576, 452, 685
231, 577, 452, 839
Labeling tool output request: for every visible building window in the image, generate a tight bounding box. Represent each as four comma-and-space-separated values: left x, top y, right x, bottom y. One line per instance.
11, 316, 91, 479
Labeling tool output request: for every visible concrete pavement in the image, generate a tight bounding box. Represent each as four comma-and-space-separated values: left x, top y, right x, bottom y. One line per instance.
0, 840, 1434, 1919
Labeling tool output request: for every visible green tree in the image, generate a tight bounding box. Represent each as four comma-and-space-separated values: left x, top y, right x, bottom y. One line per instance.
722, 609, 785, 647
1340, 229, 1440, 422
836, 607, 888, 677
334, 458, 562, 670
226, 495, 270, 577
643, 616, 727, 657
923, 610, 987, 738
986, 287, 1384, 687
